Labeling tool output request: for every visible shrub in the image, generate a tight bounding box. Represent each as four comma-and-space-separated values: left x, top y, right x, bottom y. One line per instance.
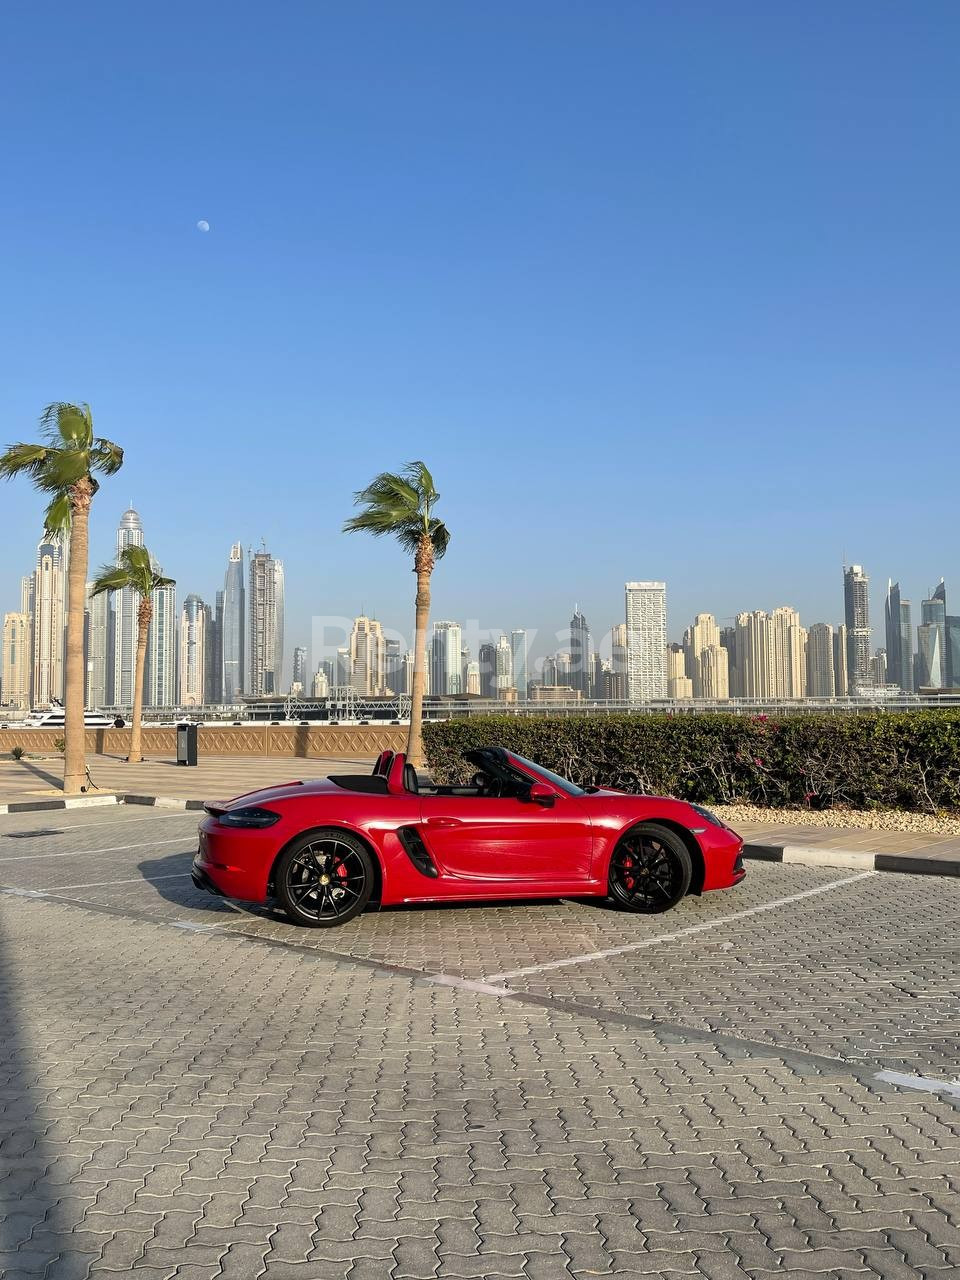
53, 737, 66, 754
10, 745, 24, 760
423, 711, 960, 814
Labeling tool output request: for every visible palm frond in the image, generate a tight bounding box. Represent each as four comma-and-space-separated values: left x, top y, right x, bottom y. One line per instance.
89, 565, 130, 596
394, 521, 432, 556
352, 471, 420, 513
403, 460, 437, 505
0, 443, 49, 480
40, 402, 94, 449
91, 439, 124, 475
429, 518, 450, 560
43, 493, 73, 535
343, 506, 417, 537
32, 449, 89, 492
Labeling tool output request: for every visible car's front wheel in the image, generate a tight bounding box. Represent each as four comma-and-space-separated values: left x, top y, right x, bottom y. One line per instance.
608, 823, 692, 914
275, 829, 375, 927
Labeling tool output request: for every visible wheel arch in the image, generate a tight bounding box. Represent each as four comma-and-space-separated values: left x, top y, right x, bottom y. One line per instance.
268, 824, 385, 903
612, 818, 705, 896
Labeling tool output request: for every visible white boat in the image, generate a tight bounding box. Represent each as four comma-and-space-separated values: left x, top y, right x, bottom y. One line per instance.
23, 709, 117, 728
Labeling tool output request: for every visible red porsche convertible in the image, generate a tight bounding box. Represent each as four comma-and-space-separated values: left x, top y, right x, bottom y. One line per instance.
192, 746, 745, 927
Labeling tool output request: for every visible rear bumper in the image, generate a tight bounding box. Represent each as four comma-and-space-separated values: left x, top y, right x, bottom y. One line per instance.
191, 854, 226, 896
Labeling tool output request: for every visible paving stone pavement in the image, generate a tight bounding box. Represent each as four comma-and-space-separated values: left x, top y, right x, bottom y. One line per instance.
1, 807, 959, 1279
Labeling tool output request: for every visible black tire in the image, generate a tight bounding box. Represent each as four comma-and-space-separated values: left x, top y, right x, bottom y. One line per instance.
275, 829, 375, 928
608, 823, 692, 914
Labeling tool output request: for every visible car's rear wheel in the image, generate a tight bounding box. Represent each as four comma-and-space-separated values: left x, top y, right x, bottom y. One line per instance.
275, 829, 374, 927
608, 823, 692, 914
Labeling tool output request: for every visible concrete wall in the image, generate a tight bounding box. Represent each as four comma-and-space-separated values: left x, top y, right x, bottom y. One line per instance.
0, 724, 407, 759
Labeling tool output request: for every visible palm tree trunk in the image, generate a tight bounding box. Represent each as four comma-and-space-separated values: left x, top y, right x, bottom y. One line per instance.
62, 480, 93, 794
129, 598, 151, 764
407, 536, 433, 768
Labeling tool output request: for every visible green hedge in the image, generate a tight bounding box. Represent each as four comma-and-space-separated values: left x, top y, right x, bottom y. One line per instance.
423, 711, 960, 814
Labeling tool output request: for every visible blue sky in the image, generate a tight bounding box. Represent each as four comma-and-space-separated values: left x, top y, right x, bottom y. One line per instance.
2, 1, 958, 671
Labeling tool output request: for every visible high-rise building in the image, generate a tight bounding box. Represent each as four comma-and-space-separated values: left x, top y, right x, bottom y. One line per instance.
569, 609, 591, 698
511, 630, 528, 700
843, 564, 871, 691
430, 621, 463, 696
179, 594, 208, 706
292, 645, 307, 693
20, 575, 34, 617
683, 613, 729, 699
945, 616, 960, 689
221, 544, 245, 702
921, 582, 946, 685
870, 648, 888, 688
146, 562, 177, 707
590, 651, 605, 699
478, 642, 497, 698
720, 626, 741, 697
385, 639, 402, 694
349, 616, 386, 695
495, 634, 513, 697
465, 661, 481, 696
207, 591, 223, 704
2, 613, 32, 709
85, 582, 113, 707
311, 666, 330, 698
113, 508, 144, 705
610, 623, 628, 700
806, 623, 836, 697
885, 581, 910, 690
625, 582, 666, 701
735, 611, 771, 699
833, 625, 849, 697
33, 533, 69, 707
915, 624, 942, 689
700, 644, 730, 699
770, 606, 806, 698
665, 644, 685, 682
248, 549, 284, 696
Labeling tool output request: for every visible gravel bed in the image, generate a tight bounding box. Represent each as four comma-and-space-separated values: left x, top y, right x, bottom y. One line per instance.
714, 802, 960, 836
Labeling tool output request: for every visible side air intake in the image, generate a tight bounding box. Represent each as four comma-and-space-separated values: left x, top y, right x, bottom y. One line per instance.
397, 826, 440, 878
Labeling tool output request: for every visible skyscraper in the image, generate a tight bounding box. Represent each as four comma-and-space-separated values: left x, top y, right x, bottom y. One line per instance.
921, 582, 946, 685
179, 594, 208, 706
770, 606, 806, 698
349, 616, 386, 695
720, 626, 741, 697
833, 625, 849, 696
221, 543, 245, 702
248, 548, 284, 696
683, 613, 729, 699
85, 581, 113, 707
495, 635, 513, 697
478, 642, 497, 698
665, 643, 692, 698
511, 630, 528, 700
610, 623, 628, 700
843, 564, 871, 691
385, 639, 402, 694
915, 624, 942, 688
430, 621, 463, 696
292, 645, 308, 693
569, 609, 591, 698
207, 591, 224, 704
885, 581, 909, 689
806, 623, 836, 697
2, 613, 32, 709
146, 562, 177, 707
625, 582, 667, 702
735, 611, 771, 699
945, 615, 960, 689
113, 508, 144, 705
33, 533, 68, 707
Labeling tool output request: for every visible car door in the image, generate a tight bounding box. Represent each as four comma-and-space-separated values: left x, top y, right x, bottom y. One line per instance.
417, 790, 594, 883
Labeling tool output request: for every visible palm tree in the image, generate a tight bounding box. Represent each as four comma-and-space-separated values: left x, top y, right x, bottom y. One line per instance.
343, 461, 450, 768
0, 404, 123, 794
90, 546, 174, 765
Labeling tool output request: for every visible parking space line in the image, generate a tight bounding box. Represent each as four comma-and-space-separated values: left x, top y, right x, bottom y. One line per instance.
44, 873, 192, 891
484, 870, 878, 981
0, 813, 198, 833
0, 837, 193, 863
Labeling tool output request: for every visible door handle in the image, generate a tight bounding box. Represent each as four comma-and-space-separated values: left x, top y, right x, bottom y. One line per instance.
425, 817, 459, 828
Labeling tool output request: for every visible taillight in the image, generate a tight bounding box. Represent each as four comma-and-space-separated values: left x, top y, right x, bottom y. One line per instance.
217, 806, 281, 828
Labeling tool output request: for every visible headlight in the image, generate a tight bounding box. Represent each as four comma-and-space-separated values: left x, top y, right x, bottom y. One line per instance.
689, 803, 725, 829
217, 806, 281, 828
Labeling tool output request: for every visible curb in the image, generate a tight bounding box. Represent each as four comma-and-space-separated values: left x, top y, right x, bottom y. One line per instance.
0, 793, 204, 816
1, 796, 957, 877
742, 842, 959, 878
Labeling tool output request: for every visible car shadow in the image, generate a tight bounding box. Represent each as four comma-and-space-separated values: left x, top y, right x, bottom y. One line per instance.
136, 852, 275, 921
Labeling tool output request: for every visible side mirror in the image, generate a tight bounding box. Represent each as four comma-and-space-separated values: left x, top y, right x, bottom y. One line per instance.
528, 781, 555, 807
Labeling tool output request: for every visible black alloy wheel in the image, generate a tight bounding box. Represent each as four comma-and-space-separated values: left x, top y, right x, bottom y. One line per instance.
608, 823, 692, 914
275, 829, 374, 927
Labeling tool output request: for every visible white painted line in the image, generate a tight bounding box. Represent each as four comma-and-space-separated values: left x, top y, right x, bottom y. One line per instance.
44, 873, 192, 891
782, 846, 876, 869
874, 1069, 960, 1099
0, 837, 193, 863
170, 920, 223, 932
0, 812, 198, 833
484, 871, 878, 981
424, 973, 513, 997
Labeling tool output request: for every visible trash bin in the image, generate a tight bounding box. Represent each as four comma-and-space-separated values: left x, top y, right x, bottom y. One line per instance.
176, 722, 198, 766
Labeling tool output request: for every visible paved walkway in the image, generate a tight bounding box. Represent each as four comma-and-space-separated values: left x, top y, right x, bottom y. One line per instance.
1, 753, 958, 874
1, 804, 959, 1278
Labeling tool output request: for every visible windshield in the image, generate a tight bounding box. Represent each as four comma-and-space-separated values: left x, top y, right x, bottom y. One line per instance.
509, 753, 586, 797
